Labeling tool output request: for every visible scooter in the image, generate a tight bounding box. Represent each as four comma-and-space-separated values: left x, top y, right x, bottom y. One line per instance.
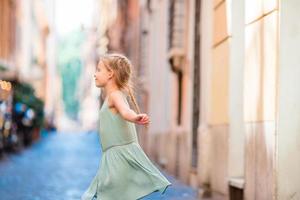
13, 102, 36, 146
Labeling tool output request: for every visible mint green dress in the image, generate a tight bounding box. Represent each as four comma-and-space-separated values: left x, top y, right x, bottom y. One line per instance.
81, 92, 172, 200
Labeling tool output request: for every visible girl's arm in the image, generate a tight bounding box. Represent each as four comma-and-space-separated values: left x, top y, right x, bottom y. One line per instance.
109, 91, 150, 125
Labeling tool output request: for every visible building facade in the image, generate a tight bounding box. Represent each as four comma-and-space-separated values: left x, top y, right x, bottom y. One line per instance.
0, 0, 58, 128
102, 0, 300, 199
0, 0, 18, 79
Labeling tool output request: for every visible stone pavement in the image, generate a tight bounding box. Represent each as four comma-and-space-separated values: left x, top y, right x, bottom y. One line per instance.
0, 131, 198, 200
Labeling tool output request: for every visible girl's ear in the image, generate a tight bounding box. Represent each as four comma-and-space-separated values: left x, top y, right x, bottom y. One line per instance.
108, 69, 114, 79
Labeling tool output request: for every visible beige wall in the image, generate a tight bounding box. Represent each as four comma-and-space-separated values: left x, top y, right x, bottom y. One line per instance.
228, 0, 245, 181
198, 0, 278, 199
16, 0, 50, 101
139, 0, 176, 168
131, 0, 300, 199
244, 1, 278, 199
198, 0, 213, 188
277, 0, 300, 199
146, 0, 173, 134
141, 0, 195, 186
208, 0, 230, 196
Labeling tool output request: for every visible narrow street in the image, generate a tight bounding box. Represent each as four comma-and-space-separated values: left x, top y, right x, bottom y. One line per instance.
0, 131, 198, 200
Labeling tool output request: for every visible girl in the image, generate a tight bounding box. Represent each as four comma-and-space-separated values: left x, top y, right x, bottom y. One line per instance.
81, 53, 172, 200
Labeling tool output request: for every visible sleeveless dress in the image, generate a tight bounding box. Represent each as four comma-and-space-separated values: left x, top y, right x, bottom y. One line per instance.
81, 92, 172, 200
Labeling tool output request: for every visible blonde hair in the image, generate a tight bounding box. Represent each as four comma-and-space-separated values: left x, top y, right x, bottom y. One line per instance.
99, 53, 141, 114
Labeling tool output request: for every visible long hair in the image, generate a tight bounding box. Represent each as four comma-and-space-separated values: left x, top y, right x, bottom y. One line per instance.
99, 53, 141, 114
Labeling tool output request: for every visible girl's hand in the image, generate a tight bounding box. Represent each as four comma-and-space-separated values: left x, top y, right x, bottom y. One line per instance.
134, 113, 150, 125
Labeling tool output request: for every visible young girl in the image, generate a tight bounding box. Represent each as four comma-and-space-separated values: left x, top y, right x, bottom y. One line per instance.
81, 53, 172, 200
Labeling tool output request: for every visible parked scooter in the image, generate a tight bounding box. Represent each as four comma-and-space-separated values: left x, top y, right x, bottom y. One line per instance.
0, 100, 6, 154
1, 100, 22, 152
13, 102, 36, 146
0, 94, 16, 153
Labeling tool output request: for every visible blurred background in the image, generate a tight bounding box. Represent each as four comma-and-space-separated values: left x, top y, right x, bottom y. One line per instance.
1, 0, 300, 200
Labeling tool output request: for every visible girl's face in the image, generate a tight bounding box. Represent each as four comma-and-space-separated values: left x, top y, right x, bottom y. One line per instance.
94, 60, 113, 88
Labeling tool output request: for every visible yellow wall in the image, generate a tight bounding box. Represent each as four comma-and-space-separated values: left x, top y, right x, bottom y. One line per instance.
210, 0, 230, 125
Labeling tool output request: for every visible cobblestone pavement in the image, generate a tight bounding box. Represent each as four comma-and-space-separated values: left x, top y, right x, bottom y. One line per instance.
0, 131, 198, 200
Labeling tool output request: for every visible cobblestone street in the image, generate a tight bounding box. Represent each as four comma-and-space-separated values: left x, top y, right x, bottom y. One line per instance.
0, 131, 198, 200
